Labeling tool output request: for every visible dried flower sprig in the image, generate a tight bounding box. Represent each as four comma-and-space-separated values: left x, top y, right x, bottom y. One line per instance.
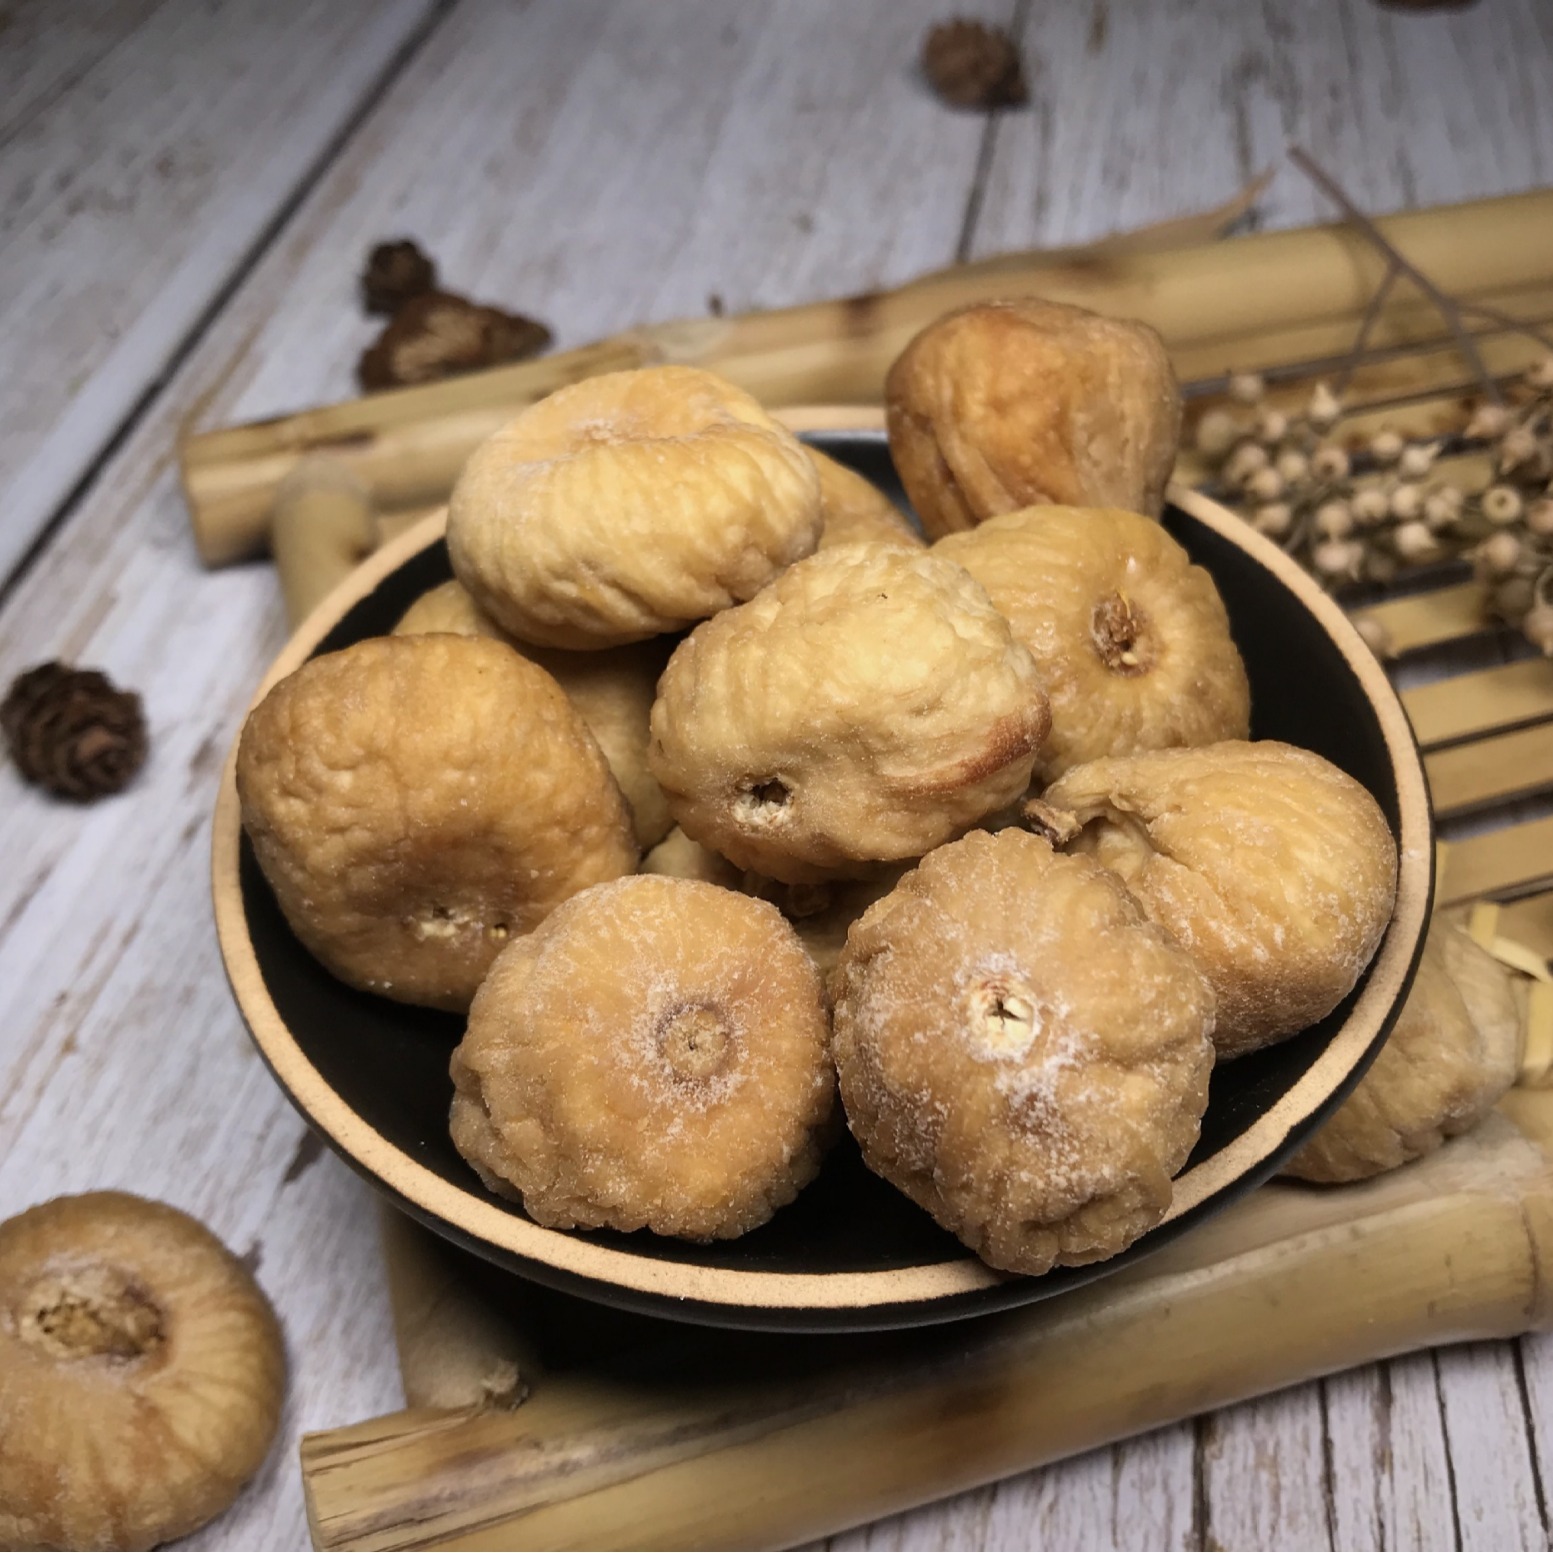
1195, 357, 1553, 659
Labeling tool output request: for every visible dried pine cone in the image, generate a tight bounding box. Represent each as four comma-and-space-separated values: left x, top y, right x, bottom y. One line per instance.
921, 19, 1027, 110
1, 662, 147, 801
360, 239, 437, 316
357, 291, 552, 391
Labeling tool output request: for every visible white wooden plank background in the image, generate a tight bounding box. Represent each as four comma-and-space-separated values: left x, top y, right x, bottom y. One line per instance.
1, 3, 1551, 1548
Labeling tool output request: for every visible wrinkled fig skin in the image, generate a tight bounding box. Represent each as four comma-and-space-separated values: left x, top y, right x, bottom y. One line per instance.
1043, 741, 1399, 1059
648, 544, 1052, 883
237, 635, 637, 1011
807, 446, 924, 553
447, 365, 822, 649
832, 829, 1216, 1277
885, 299, 1182, 538
1282, 922, 1521, 1184
395, 579, 675, 849
0, 1192, 285, 1552
450, 875, 835, 1240
935, 506, 1250, 781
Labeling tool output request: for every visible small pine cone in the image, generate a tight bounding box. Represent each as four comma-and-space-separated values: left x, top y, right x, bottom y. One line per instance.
360, 240, 437, 316
358, 291, 552, 391
921, 20, 1027, 110
1, 663, 147, 801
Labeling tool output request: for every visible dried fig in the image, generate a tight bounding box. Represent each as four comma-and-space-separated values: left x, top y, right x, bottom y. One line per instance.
394, 580, 673, 849
446, 365, 822, 648
808, 447, 923, 552
935, 506, 1250, 781
648, 544, 1051, 882
832, 829, 1215, 1275
0, 1192, 284, 1551
1282, 922, 1521, 1183
450, 875, 834, 1239
640, 825, 742, 889
642, 826, 900, 981
237, 635, 637, 1011
1041, 742, 1399, 1058
886, 299, 1182, 537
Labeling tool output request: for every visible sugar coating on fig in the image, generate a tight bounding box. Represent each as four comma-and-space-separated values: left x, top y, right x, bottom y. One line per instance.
0, 1192, 285, 1551
807, 446, 924, 553
935, 506, 1250, 781
446, 365, 822, 649
1281, 922, 1521, 1183
885, 298, 1182, 539
450, 875, 834, 1240
395, 579, 674, 849
237, 634, 637, 1011
648, 544, 1051, 883
832, 829, 1215, 1276
1041, 741, 1399, 1058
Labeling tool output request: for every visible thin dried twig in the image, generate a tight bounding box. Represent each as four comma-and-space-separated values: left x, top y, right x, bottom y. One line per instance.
1333, 261, 1401, 395
1289, 145, 1505, 407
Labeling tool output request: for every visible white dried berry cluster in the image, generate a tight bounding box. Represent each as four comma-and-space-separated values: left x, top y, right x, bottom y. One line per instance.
1194, 357, 1553, 658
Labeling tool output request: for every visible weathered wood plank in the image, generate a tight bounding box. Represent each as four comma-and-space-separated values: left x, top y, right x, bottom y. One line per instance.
1433, 1343, 1547, 1551
1197, 1388, 1332, 1552
974, 0, 1553, 259
1323, 1356, 1459, 1551
0, 0, 440, 588
0, 0, 166, 146
0, 4, 1009, 1547
826, 1428, 1196, 1552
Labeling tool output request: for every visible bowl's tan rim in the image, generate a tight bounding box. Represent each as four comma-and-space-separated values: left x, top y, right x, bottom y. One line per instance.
212, 458, 1431, 1312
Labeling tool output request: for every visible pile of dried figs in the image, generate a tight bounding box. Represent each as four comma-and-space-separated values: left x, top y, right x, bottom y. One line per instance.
236, 297, 1485, 1282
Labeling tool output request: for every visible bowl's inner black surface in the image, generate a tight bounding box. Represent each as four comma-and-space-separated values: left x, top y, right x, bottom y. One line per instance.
240, 433, 1405, 1296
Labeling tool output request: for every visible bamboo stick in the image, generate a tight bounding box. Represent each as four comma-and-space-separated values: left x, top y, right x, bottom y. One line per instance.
1350, 581, 1490, 656
300, 1113, 1553, 1552
181, 190, 1553, 566
1426, 722, 1553, 817
270, 457, 376, 626
1401, 658, 1553, 748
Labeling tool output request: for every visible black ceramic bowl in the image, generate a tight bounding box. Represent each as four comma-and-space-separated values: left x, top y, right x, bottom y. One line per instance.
213, 422, 1432, 1331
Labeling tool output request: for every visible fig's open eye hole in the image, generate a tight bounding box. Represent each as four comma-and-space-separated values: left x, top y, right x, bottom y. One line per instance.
737, 777, 791, 825
1090, 592, 1155, 676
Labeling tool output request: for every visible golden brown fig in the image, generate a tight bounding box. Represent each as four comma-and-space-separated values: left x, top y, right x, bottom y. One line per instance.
1041, 742, 1399, 1058
447, 365, 822, 649
237, 635, 637, 1011
832, 829, 1215, 1276
640, 825, 742, 887
1281, 922, 1521, 1183
641, 827, 899, 981
450, 875, 834, 1240
935, 506, 1250, 781
0, 1192, 284, 1551
394, 580, 674, 849
886, 299, 1182, 537
807, 447, 923, 552
648, 544, 1051, 883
